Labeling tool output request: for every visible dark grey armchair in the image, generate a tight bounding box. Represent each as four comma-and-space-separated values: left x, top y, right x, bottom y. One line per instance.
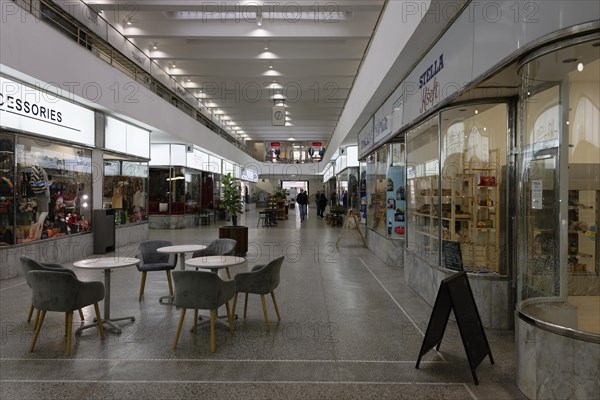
232, 256, 284, 332
191, 239, 237, 277
172, 270, 236, 352
136, 240, 177, 302
27, 270, 105, 356
20, 256, 85, 327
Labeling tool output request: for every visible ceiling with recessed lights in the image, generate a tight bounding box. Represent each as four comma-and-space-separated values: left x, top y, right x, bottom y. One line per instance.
83, 0, 386, 144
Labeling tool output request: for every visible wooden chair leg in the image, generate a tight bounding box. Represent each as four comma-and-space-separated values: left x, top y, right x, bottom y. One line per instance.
33, 309, 41, 331
271, 291, 281, 321
193, 309, 198, 335
65, 313, 69, 337
166, 270, 174, 296
65, 312, 73, 356
232, 292, 238, 316
173, 308, 186, 350
225, 301, 234, 335
210, 309, 216, 352
260, 294, 270, 332
243, 293, 249, 318
94, 303, 105, 340
78, 309, 85, 321
27, 304, 34, 322
225, 267, 231, 279
29, 310, 46, 352
138, 271, 147, 301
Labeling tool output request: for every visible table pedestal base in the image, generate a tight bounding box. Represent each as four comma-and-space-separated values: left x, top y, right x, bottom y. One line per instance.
75, 315, 135, 335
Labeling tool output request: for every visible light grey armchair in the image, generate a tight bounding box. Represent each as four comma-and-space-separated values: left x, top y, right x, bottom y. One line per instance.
136, 240, 177, 302
172, 270, 236, 352
232, 256, 284, 332
191, 239, 237, 277
20, 256, 85, 327
27, 270, 105, 356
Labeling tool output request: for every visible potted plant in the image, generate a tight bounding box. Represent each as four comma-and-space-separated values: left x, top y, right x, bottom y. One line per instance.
218, 173, 248, 256
221, 173, 243, 226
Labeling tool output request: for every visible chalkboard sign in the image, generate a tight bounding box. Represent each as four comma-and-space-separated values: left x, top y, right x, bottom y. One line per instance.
442, 240, 463, 271
415, 271, 494, 384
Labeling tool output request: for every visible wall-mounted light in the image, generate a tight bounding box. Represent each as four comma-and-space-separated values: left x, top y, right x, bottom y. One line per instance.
152, 42, 158, 50
577, 62, 584, 72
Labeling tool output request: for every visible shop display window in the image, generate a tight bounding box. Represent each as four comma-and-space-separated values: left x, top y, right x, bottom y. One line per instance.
518, 38, 599, 337
439, 104, 508, 275
387, 143, 406, 239
103, 159, 148, 225
15, 136, 92, 243
366, 146, 388, 237
0, 133, 15, 246
148, 167, 203, 215
406, 116, 439, 264
359, 162, 367, 222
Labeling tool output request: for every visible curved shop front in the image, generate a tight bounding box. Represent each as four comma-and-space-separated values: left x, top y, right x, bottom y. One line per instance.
358, 2, 598, 398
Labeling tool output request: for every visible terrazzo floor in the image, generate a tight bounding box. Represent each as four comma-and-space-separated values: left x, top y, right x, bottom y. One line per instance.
0, 207, 526, 399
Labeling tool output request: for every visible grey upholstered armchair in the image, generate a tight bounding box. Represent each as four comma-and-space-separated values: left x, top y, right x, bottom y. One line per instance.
172, 270, 236, 352
136, 240, 177, 302
27, 270, 105, 356
20, 256, 85, 326
191, 239, 237, 277
232, 256, 284, 332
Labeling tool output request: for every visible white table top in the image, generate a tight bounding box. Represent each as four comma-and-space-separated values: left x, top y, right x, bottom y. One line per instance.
185, 255, 245, 270
157, 244, 207, 254
73, 257, 140, 270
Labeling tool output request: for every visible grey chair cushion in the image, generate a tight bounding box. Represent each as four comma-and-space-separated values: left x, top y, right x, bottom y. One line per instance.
192, 239, 237, 258
136, 240, 177, 272
234, 256, 284, 295
28, 270, 104, 312
20, 256, 77, 289
172, 270, 236, 310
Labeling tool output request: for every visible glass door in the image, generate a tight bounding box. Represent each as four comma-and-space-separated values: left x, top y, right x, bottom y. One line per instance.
518, 146, 561, 300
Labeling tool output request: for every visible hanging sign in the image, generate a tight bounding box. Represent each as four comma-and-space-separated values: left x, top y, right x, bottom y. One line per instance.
270, 142, 281, 147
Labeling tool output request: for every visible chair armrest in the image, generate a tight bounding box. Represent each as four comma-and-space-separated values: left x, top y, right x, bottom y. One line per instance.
219, 279, 237, 305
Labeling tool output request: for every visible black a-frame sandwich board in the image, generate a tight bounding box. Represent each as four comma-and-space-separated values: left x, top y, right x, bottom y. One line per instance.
415, 271, 494, 384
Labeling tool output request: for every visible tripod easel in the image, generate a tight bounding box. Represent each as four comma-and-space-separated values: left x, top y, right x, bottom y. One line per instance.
335, 210, 367, 249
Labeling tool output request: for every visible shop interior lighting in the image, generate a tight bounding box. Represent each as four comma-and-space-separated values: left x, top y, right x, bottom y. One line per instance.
264, 41, 270, 51
152, 43, 158, 50
577, 62, 584, 72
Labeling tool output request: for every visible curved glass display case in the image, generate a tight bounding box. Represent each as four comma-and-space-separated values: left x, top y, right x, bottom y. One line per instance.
517, 37, 599, 340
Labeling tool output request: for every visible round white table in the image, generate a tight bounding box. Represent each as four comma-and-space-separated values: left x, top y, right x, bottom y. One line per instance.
73, 257, 139, 334
185, 255, 245, 275
157, 244, 207, 271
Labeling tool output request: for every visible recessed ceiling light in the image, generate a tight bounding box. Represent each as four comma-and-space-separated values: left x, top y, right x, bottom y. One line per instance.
288, 137, 295, 141
577, 62, 584, 72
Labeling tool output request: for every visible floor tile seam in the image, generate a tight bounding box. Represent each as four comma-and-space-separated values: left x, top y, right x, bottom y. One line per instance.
0, 281, 26, 293
462, 383, 479, 400
358, 257, 448, 363
0, 378, 477, 387
0, 358, 446, 364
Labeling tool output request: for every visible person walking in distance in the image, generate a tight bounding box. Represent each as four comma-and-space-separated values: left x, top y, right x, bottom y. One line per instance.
296, 188, 308, 222
317, 191, 328, 218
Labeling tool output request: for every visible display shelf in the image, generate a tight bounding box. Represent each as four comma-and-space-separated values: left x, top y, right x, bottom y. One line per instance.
567, 190, 597, 276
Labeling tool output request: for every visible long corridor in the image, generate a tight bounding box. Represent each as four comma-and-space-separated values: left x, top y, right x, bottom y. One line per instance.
0, 208, 525, 399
